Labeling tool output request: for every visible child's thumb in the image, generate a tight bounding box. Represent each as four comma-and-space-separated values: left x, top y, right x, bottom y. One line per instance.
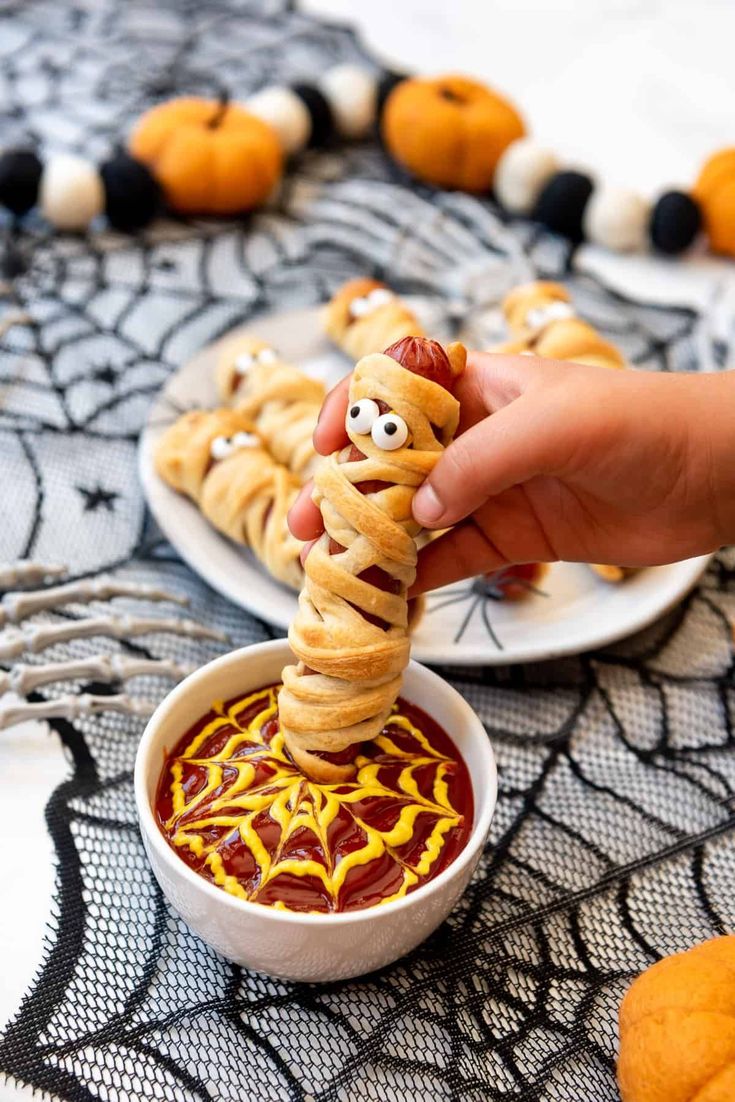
412, 398, 554, 528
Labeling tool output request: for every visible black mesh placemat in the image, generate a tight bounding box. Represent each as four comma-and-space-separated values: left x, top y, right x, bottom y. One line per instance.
0, 2, 734, 1100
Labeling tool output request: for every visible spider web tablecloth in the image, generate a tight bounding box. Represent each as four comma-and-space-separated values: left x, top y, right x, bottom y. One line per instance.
1, 2, 734, 1100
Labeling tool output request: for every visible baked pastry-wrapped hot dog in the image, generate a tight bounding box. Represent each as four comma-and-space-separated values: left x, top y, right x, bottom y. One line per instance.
155, 408, 303, 589
497, 281, 626, 370
324, 278, 425, 361
279, 336, 465, 782
216, 336, 324, 481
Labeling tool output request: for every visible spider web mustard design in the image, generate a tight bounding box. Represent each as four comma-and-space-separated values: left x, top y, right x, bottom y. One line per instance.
159, 686, 471, 913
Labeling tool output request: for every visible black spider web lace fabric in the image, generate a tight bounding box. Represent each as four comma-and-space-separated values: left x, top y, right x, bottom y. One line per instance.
1, 2, 734, 1100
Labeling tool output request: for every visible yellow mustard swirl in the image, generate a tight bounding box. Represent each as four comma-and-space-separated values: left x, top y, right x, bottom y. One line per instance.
164, 686, 463, 912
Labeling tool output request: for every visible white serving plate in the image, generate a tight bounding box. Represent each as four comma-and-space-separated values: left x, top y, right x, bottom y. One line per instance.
139, 303, 711, 665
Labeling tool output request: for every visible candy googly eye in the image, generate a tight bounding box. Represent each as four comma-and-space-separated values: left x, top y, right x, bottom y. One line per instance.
231, 431, 259, 450
525, 301, 574, 332
257, 347, 277, 364
348, 295, 371, 319
210, 435, 234, 460
234, 352, 255, 375
371, 412, 408, 451
366, 287, 393, 309
346, 398, 380, 434
349, 288, 393, 320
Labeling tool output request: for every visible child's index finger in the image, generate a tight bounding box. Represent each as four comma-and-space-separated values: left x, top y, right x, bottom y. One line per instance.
313, 374, 351, 455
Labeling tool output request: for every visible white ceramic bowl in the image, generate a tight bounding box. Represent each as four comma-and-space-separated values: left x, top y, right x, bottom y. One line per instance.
135, 639, 497, 983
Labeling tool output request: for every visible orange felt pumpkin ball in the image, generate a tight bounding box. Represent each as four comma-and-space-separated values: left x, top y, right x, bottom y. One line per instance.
693, 148, 735, 257
129, 97, 282, 216
381, 74, 525, 193
617, 934, 735, 1102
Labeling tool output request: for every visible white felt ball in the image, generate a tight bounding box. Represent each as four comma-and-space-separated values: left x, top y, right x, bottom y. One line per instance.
40, 154, 104, 231
494, 139, 558, 215
246, 86, 311, 155
318, 64, 377, 140
583, 185, 650, 252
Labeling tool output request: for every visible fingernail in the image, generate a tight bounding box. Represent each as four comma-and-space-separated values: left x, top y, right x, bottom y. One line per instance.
413, 484, 444, 525
300, 539, 316, 566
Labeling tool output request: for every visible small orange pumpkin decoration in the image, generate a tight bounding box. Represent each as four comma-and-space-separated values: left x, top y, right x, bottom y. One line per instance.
693, 148, 735, 258
381, 74, 525, 193
129, 97, 282, 216
617, 934, 735, 1102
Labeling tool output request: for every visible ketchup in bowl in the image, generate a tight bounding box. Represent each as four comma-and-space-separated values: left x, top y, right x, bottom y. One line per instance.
155, 684, 473, 914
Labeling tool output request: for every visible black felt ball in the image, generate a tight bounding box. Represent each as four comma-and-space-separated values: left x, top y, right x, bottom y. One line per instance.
0, 149, 43, 216
290, 83, 335, 147
376, 70, 408, 118
532, 170, 594, 243
649, 190, 702, 255
99, 152, 161, 232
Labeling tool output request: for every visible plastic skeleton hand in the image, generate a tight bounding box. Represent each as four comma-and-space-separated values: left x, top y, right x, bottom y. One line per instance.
0, 568, 218, 731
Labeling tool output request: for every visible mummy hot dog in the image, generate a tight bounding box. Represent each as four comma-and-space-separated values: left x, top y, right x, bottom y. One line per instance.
279, 336, 466, 782
324, 278, 426, 362
216, 336, 325, 481
496, 281, 626, 370
155, 408, 303, 589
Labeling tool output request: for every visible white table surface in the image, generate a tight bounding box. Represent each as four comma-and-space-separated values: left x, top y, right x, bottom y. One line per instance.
2, 1, 734, 1096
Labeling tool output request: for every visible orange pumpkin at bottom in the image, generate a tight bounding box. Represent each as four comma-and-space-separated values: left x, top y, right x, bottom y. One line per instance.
129, 97, 282, 216
617, 934, 735, 1102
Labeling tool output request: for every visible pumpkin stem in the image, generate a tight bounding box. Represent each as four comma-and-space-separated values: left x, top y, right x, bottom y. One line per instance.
207, 92, 230, 129
439, 86, 465, 104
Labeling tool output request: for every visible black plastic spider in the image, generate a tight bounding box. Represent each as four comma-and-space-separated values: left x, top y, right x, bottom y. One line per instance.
425, 565, 549, 648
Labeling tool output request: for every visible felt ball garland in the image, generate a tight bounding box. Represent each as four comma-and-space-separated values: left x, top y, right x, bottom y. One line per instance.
0, 62, 732, 262
100, 151, 162, 232
493, 139, 558, 216
318, 64, 377, 140
495, 136, 704, 256
375, 78, 731, 258
0, 150, 43, 217
0, 146, 160, 235
532, 170, 594, 245
582, 184, 650, 253
246, 86, 311, 155
39, 154, 105, 231
649, 190, 702, 255
289, 84, 335, 149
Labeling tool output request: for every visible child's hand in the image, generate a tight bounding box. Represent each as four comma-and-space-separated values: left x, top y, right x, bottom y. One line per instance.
288, 353, 734, 595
